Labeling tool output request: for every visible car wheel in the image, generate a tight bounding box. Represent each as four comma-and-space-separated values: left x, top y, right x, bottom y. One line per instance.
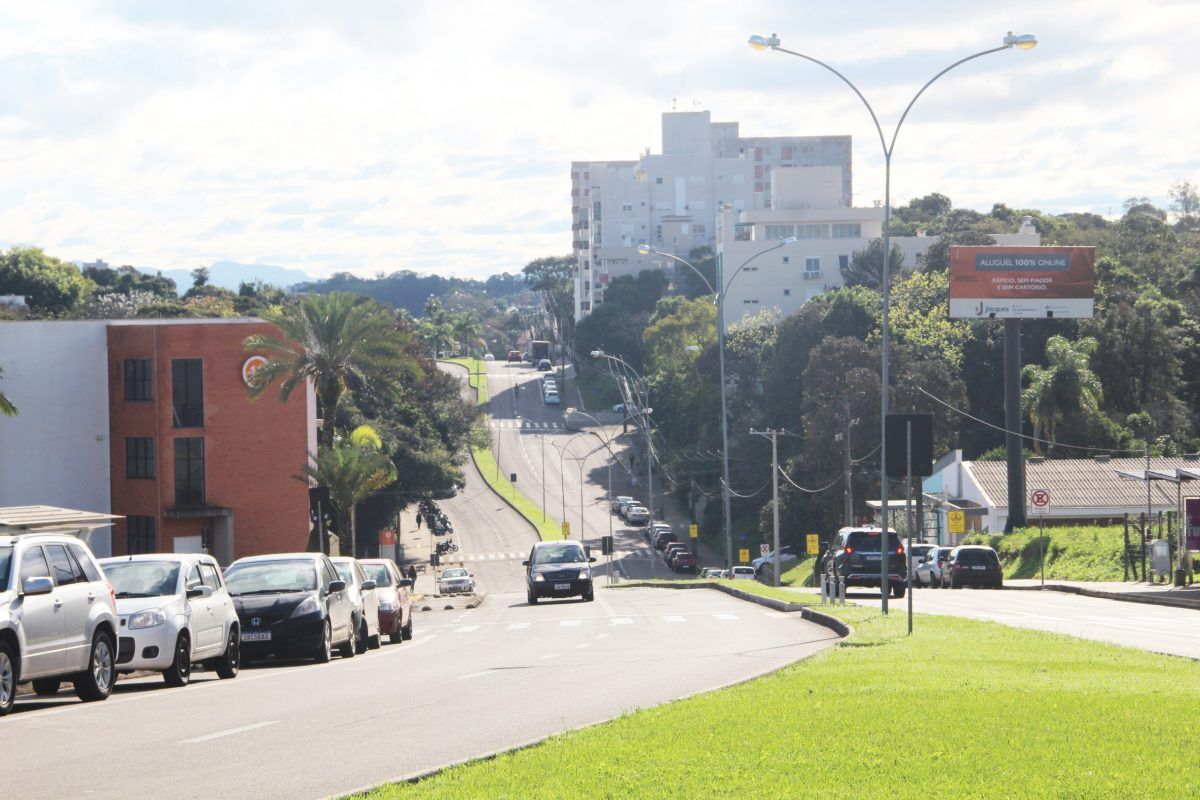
73, 631, 116, 703
339, 622, 357, 658
355, 618, 369, 655
214, 627, 240, 679
401, 613, 413, 641
368, 627, 382, 650
527, 590, 538, 605
32, 678, 61, 697
892, 583, 906, 599
314, 620, 333, 663
0, 641, 15, 715
163, 632, 192, 687
582, 588, 595, 602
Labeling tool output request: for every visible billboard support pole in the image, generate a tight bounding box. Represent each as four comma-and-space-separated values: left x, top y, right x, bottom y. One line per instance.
1004, 318, 1027, 531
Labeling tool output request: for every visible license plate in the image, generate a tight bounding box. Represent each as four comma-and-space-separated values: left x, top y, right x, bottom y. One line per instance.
865, 554, 881, 560
241, 631, 271, 642
971, 566, 986, 571
554, 583, 571, 590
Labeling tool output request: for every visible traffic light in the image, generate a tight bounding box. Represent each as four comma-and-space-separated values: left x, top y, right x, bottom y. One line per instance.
601, 535, 614, 555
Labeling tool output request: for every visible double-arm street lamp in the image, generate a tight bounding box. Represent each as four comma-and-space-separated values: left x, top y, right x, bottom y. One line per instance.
747, 30, 1036, 612
638, 237, 796, 570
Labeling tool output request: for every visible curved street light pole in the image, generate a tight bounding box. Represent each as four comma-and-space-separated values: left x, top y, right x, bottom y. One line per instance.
748, 30, 1036, 613
591, 351, 656, 528
641, 238, 796, 570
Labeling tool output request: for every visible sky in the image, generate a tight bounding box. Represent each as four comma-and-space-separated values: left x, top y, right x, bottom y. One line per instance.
1, 0, 1196, 281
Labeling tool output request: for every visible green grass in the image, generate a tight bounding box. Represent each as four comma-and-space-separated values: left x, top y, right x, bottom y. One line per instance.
780, 556, 817, 587
965, 525, 1127, 582
573, 367, 623, 411
355, 592, 1198, 800
440, 358, 563, 541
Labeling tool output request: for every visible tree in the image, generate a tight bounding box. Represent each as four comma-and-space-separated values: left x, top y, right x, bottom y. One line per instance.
677, 245, 718, 299
244, 292, 419, 448
191, 267, 210, 288
917, 229, 997, 273
1170, 180, 1200, 231
1021, 336, 1104, 454
304, 430, 396, 556
82, 265, 177, 298
0, 366, 16, 416
522, 255, 575, 353
841, 239, 906, 290
450, 311, 483, 357
0, 247, 95, 315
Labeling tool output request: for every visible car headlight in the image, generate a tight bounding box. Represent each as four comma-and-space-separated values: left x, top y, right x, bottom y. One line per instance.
577, 570, 589, 580
290, 595, 322, 617
128, 608, 167, 630
379, 601, 395, 612
533, 573, 545, 582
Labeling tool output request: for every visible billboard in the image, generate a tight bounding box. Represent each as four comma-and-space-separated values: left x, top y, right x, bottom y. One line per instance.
949, 246, 1095, 319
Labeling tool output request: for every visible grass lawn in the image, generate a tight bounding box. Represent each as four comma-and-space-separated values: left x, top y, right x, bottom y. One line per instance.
966, 525, 1126, 582
355, 592, 1199, 799
440, 358, 563, 541
574, 366, 623, 411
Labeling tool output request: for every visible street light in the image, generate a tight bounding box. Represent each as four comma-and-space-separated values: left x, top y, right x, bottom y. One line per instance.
747, 29, 1036, 613
638, 238, 797, 570
589, 351, 657, 526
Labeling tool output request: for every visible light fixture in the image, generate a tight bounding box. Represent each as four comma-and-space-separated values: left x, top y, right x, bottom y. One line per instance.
637, 244, 651, 255
1003, 31, 1037, 50
747, 33, 780, 51
781, 235, 798, 244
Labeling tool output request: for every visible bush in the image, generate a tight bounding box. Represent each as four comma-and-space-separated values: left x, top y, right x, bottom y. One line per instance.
963, 525, 1126, 581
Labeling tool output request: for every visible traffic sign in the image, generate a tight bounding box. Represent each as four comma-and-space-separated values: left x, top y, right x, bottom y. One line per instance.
806, 534, 820, 555
948, 510, 965, 534
738, 548, 749, 564
689, 523, 698, 539
760, 543, 770, 557
1030, 489, 1050, 515
562, 521, 571, 537
379, 528, 396, 547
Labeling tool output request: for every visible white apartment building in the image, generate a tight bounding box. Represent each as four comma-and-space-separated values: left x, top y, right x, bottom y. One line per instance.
716, 167, 1041, 330
571, 110, 852, 321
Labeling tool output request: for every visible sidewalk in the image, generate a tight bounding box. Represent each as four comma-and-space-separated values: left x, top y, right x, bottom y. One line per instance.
1005, 578, 1200, 610
394, 505, 439, 599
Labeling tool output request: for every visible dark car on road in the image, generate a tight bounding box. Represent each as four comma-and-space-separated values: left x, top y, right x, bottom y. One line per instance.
672, 551, 697, 573
525, 541, 596, 604
653, 530, 678, 551
663, 543, 689, 566
358, 559, 413, 643
942, 546, 1004, 589
823, 527, 908, 598
224, 553, 356, 663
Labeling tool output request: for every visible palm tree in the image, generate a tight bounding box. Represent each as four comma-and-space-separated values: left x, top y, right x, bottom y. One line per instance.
420, 297, 454, 357
1021, 335, 1103, 454
451, 311, 483, 357
244, 292, 418, 448
0, 366, 16, 417
304, 429, 396, 556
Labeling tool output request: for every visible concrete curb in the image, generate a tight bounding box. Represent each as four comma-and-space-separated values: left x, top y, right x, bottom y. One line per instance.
614, 581, 853, 639
1007, 582, 1200, 611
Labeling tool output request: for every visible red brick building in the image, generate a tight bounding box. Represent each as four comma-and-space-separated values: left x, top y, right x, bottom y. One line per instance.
106, 319, 317, 563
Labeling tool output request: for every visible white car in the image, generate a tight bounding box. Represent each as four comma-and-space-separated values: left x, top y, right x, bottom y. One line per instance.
611, 495, 634, 513
100, 553, 240, 687
483, 353, 495, 361
625, 506, 650, 525
438, 568, 475, 595
331, 557, 382, 653
544, 390, 561, 405
751, 547, 799, 575
729, 566, 756, 580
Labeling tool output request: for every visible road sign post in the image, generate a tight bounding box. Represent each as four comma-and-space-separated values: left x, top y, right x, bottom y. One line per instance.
562, 520, 570, 538
1030, 489, 1050, 586
806, 534, 820, 555
738, 548, 749, 564
948, 510, 965, 536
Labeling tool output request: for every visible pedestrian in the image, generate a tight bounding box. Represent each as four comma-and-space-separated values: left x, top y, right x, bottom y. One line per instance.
407, 564, 417, 584
416, 512, 422, 529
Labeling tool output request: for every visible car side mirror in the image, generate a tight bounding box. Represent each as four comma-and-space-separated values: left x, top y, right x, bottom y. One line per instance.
589, 556, 597, 563
361, 580, 377, 591
328, 579, 347, 593
21, 576, 53, 596
186, 585, 211, 598
521, 560, 530, 567
398, 578, 413, 589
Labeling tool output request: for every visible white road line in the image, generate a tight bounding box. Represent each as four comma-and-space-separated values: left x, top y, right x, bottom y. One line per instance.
760, 611, 788, 618
538, 652, 563, 659
454, 626, 479, 633
594, 632, 611, 640
181, 720, 278, 744
610, 617, 632, 625
663, 615, 687, 623
459, 671, 492, 680
507, 622, 531, 630
573, 642, 593, 649
559, 619, 581, 627
714, 613, 739, 621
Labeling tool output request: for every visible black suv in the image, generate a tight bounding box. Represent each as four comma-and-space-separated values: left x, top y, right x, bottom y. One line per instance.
823, 527, 907, 598
942, 546, 1003, 589
524, 541, 596, 604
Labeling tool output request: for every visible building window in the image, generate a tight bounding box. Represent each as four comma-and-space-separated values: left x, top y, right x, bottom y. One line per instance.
743, 299, 759, 304
765, 224, 795, 240
694, 224, 706, 235
797, 224, 829, 239
125, 437, 155, 479
839, 255, 850, 271
171, 359, 204, 428
832, 223, 862, 238
592, 200, 602, 221
127, 515, 156, 554
655, 177, 663, 185
806, 257, 821, 273
783, 288, 791, 296
124, 359, 153, 401
782, 256, 790, 264
174, 437, 205, 507
622, 203, 633, 213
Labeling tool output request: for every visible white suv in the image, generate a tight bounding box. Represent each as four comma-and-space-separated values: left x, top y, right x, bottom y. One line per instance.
0, 534, 119, 715
99, 554, 241, 686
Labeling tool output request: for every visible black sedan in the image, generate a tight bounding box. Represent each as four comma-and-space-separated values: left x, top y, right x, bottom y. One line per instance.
525, 541, 596, 604
941, 546, 1004, 589
223, 553, 356, 662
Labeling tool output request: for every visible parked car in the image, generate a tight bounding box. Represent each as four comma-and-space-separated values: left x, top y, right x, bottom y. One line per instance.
699, 568, 723, 578
823, 527, 908, 599
672, 552, 698, 573
611, 495, 634, 513
751, 547, 799, 575
482, 352, 495, 361
438, 568, 475, 595
663, 543, 690, 565
611, 403, 626, 414
100, 554, 240, 687
525, 541, 596, 604
0, 534, 119, 715
625, 505, 650, 526
616, 498, 637, 518
942, 546, 1004, 589
223, 553, 355, 663
507, 350, 523, 362
536, 358, 552, 371
653, 530, 678, 550
358, 559, 413, 643
543, 390, 561, 405
729, 566, 756, 580
331, 557, 381, 653
906, 543, 936, 582
915, 546, 955, 588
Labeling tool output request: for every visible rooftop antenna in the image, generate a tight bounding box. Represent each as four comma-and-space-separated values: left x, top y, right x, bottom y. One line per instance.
671, 97, 677, 110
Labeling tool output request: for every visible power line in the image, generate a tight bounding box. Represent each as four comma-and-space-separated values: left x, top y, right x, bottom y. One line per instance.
777, 467, 844, 494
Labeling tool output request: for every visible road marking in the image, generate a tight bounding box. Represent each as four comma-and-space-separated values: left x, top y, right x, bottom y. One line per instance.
454, 626, 479, 634
760, 611, 788, 618
573, 642, 592, 649
714, 613, 739, 621
506, 622, 531, 630
182, 720, 278, 744
559, 619, 581, 627
459, 671, 492, 680
663, 615, 687, 623
611, 617, 632, 625
538, 652, 563, 659
595, 632, 610, 640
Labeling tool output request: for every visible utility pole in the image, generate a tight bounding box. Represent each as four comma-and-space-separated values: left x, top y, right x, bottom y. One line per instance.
834, 409, 860, 527
750, 428, 783, 587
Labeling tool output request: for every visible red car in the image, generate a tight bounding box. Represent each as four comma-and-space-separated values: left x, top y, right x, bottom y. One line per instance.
358, 559, 413, 643
672, 551, 697, 573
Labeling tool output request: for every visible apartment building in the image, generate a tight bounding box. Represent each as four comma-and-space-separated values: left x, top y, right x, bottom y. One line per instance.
571, 110, 852, 321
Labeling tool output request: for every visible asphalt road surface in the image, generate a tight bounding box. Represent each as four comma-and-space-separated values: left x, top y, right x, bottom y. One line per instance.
844, 585, 1200, 659
1, 586, 835, 799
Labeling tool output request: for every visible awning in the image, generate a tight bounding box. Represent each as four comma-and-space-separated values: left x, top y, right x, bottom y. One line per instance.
0, 505, 122, 535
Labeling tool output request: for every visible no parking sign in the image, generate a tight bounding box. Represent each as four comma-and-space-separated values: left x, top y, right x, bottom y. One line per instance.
1030, 489, 1050, 515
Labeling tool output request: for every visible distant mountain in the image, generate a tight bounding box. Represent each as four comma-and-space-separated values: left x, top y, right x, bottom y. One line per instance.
154, 261, 316, 293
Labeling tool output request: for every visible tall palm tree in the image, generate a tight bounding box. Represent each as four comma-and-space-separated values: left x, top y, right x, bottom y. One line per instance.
1021, 335, 1103, 454
451, 311, 483, 357
420, 297, 454, 357
0, 366, 16, 417
304, 431, 396, 556
244, 292, 418, 448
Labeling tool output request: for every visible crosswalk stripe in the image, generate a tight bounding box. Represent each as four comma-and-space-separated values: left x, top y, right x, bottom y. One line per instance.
559, 620, 581, 627
454, 626, 479, 633
610, 617, 632, 625
663, 615, 687, 623
714, 613, 738, 621
507, 622, 530, 630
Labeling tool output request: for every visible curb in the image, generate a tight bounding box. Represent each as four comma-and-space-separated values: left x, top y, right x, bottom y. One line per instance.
614, 581, 853, 639
1007, 583, 1200, 611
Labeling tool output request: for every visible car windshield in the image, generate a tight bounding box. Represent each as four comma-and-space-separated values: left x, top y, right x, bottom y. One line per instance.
333, 562, 354, 583
361, 564, 392, 586
846, 531, 902, 552
532, 544, 587, 565
104, 561, 181, 597
957, 549, 999, 566
224, 560, 318, 595
911, 546, 934, 559
0, 546, 12, 593
443, 568, 468, 578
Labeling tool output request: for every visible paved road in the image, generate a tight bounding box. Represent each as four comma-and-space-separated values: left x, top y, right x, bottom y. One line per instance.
838, 585, 1200, 659
1, 587, 835, 799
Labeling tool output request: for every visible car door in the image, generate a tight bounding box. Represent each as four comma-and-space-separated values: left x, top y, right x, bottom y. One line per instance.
321, 558, 350, 640
15, 546, 65, 679
198, 561, 229, 655
182, 561, 215, 656
356, 562, 379, 636
43, 544, 94, 672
